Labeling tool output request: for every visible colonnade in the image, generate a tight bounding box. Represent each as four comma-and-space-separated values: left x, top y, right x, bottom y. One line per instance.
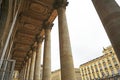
1, 0, 120, 80
18, 0, 120, 80
18, 1, 76, 80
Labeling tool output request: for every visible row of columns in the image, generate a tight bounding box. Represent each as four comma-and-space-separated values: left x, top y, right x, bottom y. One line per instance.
18, 1, 76, 80
18, 0, 120, 80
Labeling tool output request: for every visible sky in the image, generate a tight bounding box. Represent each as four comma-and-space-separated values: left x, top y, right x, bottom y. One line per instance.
42, 0, 120, 71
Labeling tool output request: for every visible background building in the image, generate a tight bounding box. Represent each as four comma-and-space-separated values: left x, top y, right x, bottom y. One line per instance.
79, 46, 120, 80
51, 70, 61, 80
13, 71, 19, 80
51, 68, 81, 80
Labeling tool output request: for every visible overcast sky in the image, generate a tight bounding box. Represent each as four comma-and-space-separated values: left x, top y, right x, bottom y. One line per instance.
42, 0, 120, 71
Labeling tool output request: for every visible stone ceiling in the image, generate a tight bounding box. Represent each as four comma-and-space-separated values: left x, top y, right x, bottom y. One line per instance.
12, 0, 57, 70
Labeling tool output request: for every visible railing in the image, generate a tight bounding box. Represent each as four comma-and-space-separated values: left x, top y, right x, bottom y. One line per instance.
0, 60, 16, 80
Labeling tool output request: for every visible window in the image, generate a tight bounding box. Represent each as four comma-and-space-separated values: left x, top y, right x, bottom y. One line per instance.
101, 72, 105, 77
103, 61, 107, 68
109, 51, 112, 53
111, 70, 114, 75
95, 66, 98, 72
91, 66, 94, 73
106, 71, 109, 76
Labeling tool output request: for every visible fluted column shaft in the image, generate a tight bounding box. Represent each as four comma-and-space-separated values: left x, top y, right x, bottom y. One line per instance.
19, 69, 23, 80
57, 2, 76, 80
26, 58, 31, 80
92, 0, 120, 61
29, 48, 36, 80
23, 63, 27, 80
34, 38, 43, 80
42, 25, 52, 80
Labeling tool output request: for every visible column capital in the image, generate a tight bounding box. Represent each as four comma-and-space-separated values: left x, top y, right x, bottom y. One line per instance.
32, 42, 37, 51
27, 50, 33, 58
43, 23, 54, 30
54, 0, 69, 9
32, 46, 37, 52
36, 35, 44, 43
24, 56, 28, 63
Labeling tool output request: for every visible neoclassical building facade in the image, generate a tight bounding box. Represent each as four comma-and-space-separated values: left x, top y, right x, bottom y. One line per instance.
79, 46, 120, 80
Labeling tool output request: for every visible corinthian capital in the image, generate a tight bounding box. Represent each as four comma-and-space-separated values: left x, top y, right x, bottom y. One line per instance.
36, 35, 44, 43
43, 23, 54, 30
54, 0, 69, 9
32, 42, 37, 51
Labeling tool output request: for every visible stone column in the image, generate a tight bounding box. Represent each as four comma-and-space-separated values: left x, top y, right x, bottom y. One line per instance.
20, 68, 24, 80
92, 0, 120, 61
34, 37, 43, 80
29, 45, 37, 80
42, 24, 52, 80
55, 1, 76, 80
23, 63, 27, 80
26, 58, 31, 80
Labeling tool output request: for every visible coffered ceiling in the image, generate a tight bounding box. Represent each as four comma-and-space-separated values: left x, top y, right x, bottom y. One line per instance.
11, 0, 57, 70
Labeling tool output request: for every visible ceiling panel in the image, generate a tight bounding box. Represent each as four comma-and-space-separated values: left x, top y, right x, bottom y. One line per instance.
12, 0, 57, 71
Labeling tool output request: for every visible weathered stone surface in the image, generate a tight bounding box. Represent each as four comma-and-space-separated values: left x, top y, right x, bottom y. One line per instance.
34, 38, 43, 80
42, 26, 51, 80
29, 50, 36, 80
57, 4, 76, 80
92, 0, 120, 61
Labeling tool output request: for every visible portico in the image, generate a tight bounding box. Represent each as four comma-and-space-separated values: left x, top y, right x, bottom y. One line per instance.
0, 0, 76, 80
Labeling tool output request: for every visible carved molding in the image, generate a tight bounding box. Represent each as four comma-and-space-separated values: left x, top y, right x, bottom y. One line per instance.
27, 50, 33, 58
36, 35, 44, 43
32, 42, 38, 51
43, 23, 54, 30
14, 41, 33, 46
15, 35, 34, 43
24, 23, 37, 30
39, 29, 45, 37
13, 50, 26, 57
12, 57, 24, 61
16, 32, 35, 39
54, 0, 69, 9
14, 43, 30, 49
30, 3, 51, 16
31, 0, 53, 9
11, 0, 58, 70
20, 15, 43, 26
47, 10, 57, 24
